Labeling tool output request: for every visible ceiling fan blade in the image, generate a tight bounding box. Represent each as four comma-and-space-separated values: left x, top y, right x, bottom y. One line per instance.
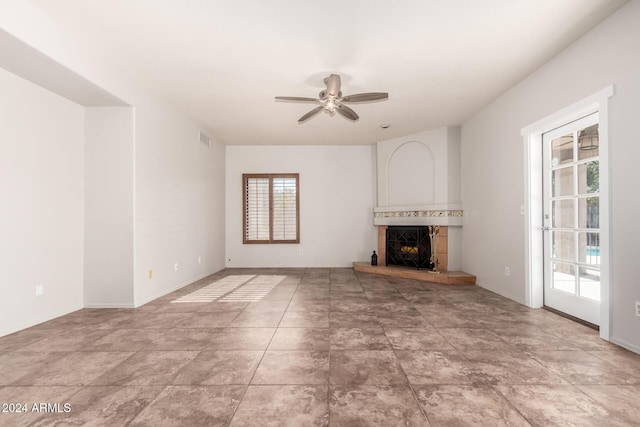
324, 74, 341, 98
298, 106, 324, 123
341, 92, 388, 102
336, 104, 359, 121
275, 96, 318, 102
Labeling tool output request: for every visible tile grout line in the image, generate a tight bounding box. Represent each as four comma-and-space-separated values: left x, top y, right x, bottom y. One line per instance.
490, 385, 535, 427
379, 277, 434, 426
224, 270, 302, 427
328, 270, 334, 427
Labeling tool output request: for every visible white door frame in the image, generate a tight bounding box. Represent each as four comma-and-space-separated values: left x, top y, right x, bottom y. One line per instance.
521, 86, 614, 340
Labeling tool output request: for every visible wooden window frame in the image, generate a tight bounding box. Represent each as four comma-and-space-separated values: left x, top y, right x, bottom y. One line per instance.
243, 173, 300, 244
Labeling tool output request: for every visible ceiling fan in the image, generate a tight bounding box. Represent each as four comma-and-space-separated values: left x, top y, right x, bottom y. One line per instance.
275, 74, 388, 123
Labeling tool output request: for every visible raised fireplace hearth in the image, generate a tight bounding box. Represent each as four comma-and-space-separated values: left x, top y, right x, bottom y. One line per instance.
386, 226, 433, 270
357, 223, 475, 284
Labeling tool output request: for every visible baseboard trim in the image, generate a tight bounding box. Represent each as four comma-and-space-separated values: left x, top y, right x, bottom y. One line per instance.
0, 303, 84, 338
475, 280, 527, 306
609, 337, 640, 355
134, 269, 222, 307
84, 303, 136, 309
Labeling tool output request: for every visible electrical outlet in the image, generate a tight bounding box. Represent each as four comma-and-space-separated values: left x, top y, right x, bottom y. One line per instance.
174, 263, 179, 272
635, 301, 640, 317
198, 256, 202, 264
504, 267, 510, 276
148, 269, 153, 279
299, 247, 303, 255
35, 285, 44, 297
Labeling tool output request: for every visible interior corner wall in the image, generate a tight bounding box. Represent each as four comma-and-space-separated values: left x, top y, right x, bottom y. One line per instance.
84, 107, 134, 307
445, 127, 461, 204
460, 1, 640, 350
0, 67, 84, 336
134, 101, 226, 306
225, 145, 377, 268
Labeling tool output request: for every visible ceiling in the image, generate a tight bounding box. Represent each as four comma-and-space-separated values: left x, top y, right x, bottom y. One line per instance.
26, 0, 628, 145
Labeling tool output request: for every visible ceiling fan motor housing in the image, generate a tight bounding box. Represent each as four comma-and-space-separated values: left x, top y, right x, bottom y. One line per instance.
324, 74, 342, 98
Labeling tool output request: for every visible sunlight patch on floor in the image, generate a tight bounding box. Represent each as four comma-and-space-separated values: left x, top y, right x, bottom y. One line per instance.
220, 275, 285, 302
171, 275, 256, 303
171, 274, 285, 303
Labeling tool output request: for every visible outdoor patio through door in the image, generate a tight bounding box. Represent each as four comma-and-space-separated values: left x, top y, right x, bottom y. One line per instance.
542, 112, 601, 325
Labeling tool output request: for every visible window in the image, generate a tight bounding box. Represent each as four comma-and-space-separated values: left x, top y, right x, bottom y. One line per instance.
243, 173, 299, 244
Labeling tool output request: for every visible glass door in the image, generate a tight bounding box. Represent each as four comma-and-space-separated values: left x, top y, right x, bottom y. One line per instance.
542, 113, 600, 325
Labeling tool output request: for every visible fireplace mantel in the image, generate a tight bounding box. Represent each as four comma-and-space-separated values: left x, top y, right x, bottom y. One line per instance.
373, 204, 463, 227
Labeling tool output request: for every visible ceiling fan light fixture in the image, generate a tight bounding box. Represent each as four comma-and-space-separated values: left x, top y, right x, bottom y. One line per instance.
325, 98, 337, 113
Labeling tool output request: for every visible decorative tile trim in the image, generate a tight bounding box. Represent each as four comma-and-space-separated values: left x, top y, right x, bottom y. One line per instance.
374, 210, 463, 219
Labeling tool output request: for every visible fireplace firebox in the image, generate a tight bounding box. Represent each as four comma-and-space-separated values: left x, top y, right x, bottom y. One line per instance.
385, 226, 433, 270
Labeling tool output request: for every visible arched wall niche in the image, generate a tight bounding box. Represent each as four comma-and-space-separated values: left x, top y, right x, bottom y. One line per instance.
387, 141, 435, 206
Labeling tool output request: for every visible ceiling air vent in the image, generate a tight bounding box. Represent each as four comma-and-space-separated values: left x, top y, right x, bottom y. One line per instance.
199, 131, 211, 147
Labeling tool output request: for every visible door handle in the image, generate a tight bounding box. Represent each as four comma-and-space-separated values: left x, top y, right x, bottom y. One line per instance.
541, 226, 550, 231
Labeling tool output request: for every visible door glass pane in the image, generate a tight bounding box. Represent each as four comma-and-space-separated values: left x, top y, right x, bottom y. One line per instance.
578, 161, 599, 194
551, 134, 574, 166
578, 232, 600, 265
578, 124, 599, 160
579, 266, 600, 301
552, 231, 576, 262
552, 199, 574, 228
552, 167, 574, 197
578, 197, 599, 229
553, 262, 576, 294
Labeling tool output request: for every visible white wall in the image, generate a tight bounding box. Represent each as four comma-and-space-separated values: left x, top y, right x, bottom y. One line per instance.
388, 141, 435, 206
446, 127, 461, 204
84, 107, 134, 307
461, 1, 640, 350
1, 3, 228, 313
377, 127, 461, 207
226, 145, 377, 267
0, 68, 84, 336
135, 103, 226, 305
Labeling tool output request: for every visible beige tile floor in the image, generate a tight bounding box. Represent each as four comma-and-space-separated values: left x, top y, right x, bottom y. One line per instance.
1, 268, 639, 426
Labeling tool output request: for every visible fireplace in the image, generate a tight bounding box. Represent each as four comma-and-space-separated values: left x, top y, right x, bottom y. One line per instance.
385, 226, 433, 270
356, 224, 474, 284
